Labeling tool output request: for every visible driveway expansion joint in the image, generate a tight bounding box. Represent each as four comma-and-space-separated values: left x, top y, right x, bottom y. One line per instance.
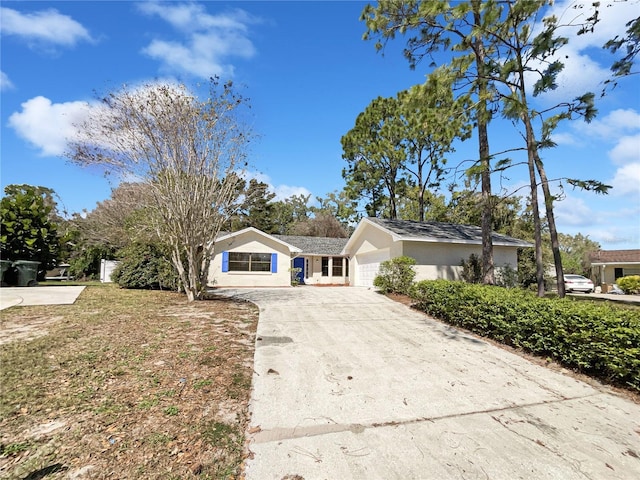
250, 392, 604, 445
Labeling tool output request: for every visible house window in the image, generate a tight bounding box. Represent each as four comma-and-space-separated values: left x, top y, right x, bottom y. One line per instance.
615, 268, 624, 279
321, 257, 329, 276
228, 252, 272, 272
332, 257, 343, 277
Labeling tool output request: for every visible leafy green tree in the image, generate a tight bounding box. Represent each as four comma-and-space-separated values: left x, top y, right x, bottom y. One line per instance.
111, 242, 180, 291
342, 95, 406, 219
269, 194, 312, 235
314, 190, 360, 228
558, 233, 600, 276
1, 184, 60, 278
68, 79, 251, 301
362, 0, 499, 284
227, 179, 276, 232
342, 157, 388, 218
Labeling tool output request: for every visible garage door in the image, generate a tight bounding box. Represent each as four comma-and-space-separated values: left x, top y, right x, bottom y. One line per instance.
356, 249, 389, 287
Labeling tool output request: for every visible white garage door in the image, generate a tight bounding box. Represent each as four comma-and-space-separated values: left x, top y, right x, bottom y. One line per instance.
356, 249, 390, 287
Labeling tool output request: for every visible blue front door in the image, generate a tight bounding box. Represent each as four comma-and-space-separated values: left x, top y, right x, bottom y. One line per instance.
293, 257, 305, 284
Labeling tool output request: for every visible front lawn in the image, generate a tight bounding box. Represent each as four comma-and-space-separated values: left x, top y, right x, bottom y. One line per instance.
0, 285, 258, 479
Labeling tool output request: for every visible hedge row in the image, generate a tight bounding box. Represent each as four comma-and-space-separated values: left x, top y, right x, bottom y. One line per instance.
410, 280, 640, 392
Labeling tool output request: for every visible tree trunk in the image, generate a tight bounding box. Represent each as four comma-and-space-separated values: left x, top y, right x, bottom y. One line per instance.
534, 155, 566, 298
473, 3, 495, 285
524, 126, 546, 297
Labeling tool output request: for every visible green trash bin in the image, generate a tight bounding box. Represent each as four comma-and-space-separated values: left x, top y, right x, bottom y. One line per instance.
1, 259, 13, 285
13, 260, 40, 287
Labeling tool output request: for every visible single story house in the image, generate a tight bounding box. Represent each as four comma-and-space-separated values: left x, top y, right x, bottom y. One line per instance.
209, 227, 349, 287
589, 249, 640, 288
342, 218, 532, 287
209, 218, 532, 288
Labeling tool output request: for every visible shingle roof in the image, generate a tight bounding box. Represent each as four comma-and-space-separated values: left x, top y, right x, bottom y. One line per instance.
273, 235, 348, 256
367, 217, 532, 247
589, 249, 640, 264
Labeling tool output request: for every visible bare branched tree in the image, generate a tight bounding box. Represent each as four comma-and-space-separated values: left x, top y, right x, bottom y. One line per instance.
67, 79, 251, 301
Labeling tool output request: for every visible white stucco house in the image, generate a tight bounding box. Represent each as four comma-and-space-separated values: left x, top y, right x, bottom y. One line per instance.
343, 218, 532, 287
208, 218, 531, 288
209, 227, 349, 287
589, 249, 640, 288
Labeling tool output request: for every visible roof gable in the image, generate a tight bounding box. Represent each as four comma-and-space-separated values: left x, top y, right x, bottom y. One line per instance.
216, 227, 302, 253
345, 217, 532, 251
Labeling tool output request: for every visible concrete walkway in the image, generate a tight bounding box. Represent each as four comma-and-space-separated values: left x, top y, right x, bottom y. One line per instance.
0, 286, 86, 310
220, 287, 640, 480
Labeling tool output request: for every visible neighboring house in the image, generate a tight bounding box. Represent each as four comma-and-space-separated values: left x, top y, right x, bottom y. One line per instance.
209, 218, 532, 288
209, 227, 349, 287
589, 249, 640, 287
342, 217, 532, 287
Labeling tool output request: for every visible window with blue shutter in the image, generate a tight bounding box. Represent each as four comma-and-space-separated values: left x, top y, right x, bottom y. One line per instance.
271, 253, 277, 273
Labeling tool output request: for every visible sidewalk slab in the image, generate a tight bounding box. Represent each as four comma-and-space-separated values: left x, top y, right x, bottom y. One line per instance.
0, 286, 86, 310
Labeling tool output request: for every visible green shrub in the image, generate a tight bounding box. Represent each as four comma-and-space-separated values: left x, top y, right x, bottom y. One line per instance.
617, 275, 640, 294
112, 243, 180, 291
373, 256, 416, 295
410, 280, 640, 392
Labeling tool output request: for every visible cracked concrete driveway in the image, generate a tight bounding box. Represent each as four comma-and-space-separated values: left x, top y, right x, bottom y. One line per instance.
220, 287, 640, 480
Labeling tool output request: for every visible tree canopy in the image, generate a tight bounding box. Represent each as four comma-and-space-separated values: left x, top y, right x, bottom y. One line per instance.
67, 79, 251, 301
1, 184, 60, 278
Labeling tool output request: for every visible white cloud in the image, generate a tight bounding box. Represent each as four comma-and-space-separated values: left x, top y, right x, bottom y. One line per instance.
7, 96, 92, 156
581, 109, 640, 141
240, 171, 312, 202
608, 134, 640, 166
0, 7, 93, 48
138, 1, 258, 78
554, 194, 598, 226
533, 0, 639, 103
609, 162, 640, 196
0, 71, 14, 91
549, 131, 578, 146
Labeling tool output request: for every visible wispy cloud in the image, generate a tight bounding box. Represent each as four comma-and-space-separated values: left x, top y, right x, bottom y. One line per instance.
8, 96, 92, 156
137, 1, 259, 78
241, 171, 312, 201
0, 71, 14, 91
532, 0, 638, 103
0, 7, 94, 49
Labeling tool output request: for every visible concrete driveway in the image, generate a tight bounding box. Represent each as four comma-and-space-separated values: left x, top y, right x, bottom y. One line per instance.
219, 287, 640, 480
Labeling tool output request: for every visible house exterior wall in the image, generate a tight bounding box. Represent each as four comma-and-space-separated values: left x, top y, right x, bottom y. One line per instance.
591, 263, 640, 286
346, 223, 397, 286
209, 230, 292, 287
302, 255, 349, 285
401, 242, 518, 282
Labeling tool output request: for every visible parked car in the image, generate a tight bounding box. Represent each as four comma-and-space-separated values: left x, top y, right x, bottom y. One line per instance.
564, 274, 594, 293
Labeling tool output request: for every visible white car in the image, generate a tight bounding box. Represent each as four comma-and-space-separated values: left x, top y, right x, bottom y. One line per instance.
564, 274, 594, 293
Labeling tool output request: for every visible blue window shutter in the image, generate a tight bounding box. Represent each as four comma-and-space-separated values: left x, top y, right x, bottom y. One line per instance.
271, 253, 277, 273
222, 251, 229, 272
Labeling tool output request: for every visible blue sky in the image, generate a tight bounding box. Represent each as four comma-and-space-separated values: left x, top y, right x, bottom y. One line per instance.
1, 1, 638, 250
